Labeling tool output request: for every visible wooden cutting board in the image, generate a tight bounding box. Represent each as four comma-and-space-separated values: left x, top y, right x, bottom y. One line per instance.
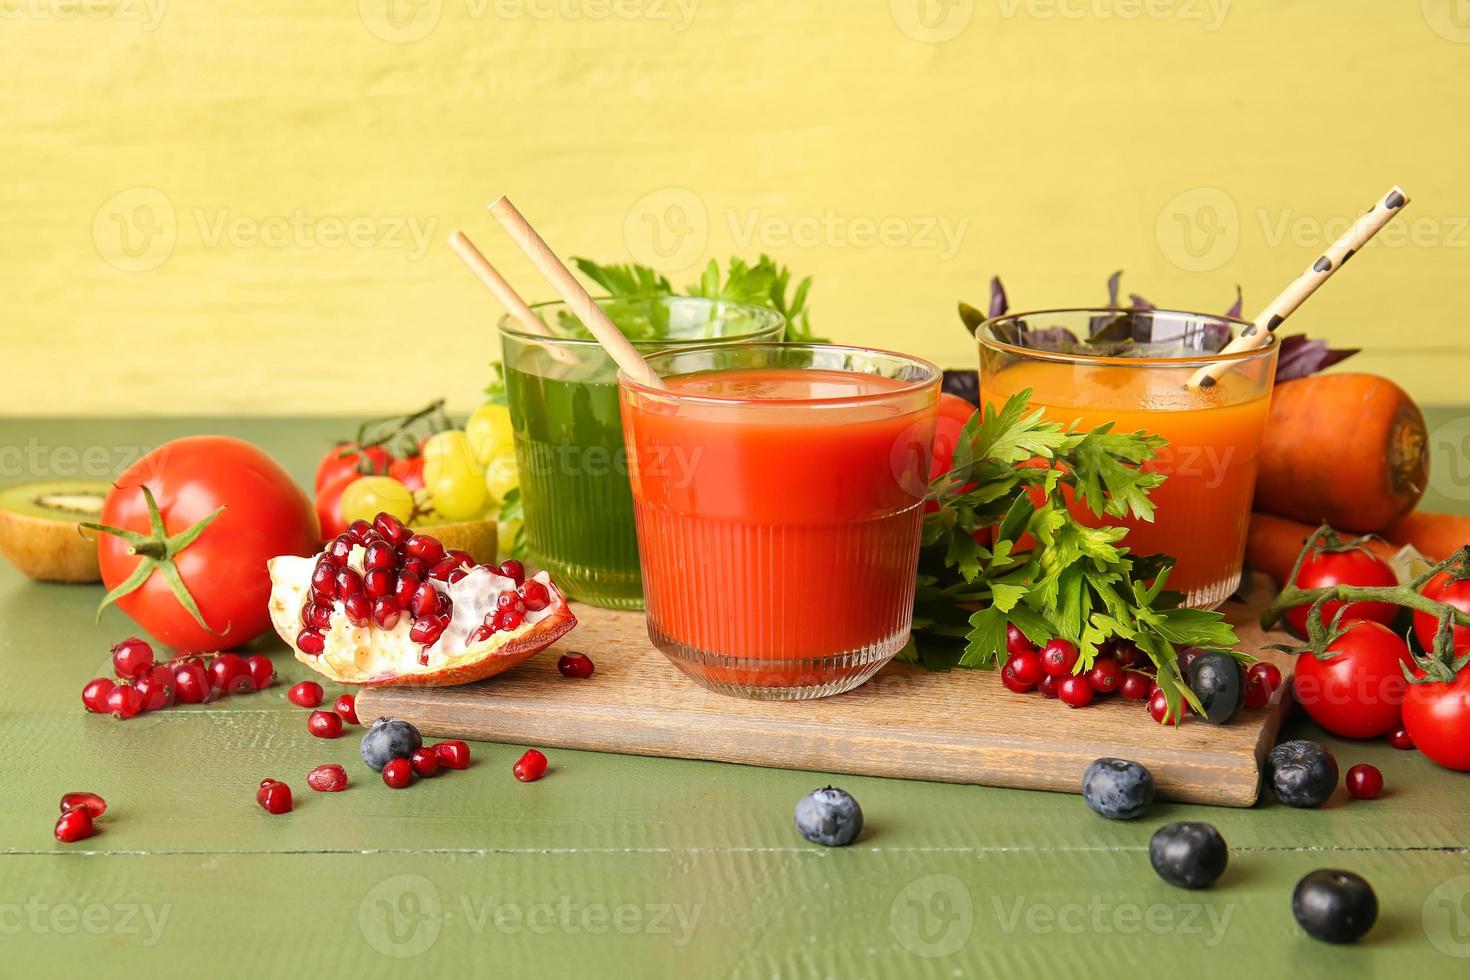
357, 576, 1296, 807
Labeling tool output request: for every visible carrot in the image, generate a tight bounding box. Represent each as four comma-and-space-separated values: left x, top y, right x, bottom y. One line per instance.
1383, 511, 1470, 562
1254, 373, 1428, 533
1246, 512, 1399, 587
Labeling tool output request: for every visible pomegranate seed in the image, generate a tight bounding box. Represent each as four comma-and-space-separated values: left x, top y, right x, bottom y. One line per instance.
468, 624, 493, 644
288, 681, 323, 708
1058, 675, 1094, 708
363, 540, 395, 571
302, 602, 334, 630
307, 763, 349, 792
497, 608, 524, 632
1345, 764, 1383, 800
311, 558, 338, 598
307, 710, 343, 739
427, 557, 459, 581
54, 808, 94, 843
105, 684, 143, 719
410, 747, 441, 777
298, 628, 326, 654
433, 740, 471, 769
364, 567, 394, 599
557, 653, 595, 679
1387, 725, 1415, 750
410, 581, 444, 618
172, 662, 212, 703
372, 597, 401, 629
60, 792, 107, 818
343, 593, 372, 627
1148, 688, 1186, 725
382, 758, 414, 788
393, 571, 421, 609
1001, 657, 1035, 694
258, 780, 293, 814
133, 675, 174, 711
496, 590, 524, 612
498, 559, 525, 586
1040, 639, 1079, 677
327, 534, 355, 564
1037, 673, 1061, 698
334, 693, 358, 724
447, 568, 468, 585
1120, 671, 1152, 700
401, 556, 429, 580
409, 615, 448, 646
81, 677, 115, 713
519, 580, 550, 611
347, 518, 374, 542
1005, 624, 1038, 658
512, 748, 547, 782
110, 637, 154, 679
405, 533, 445, 563
1087, 657, 1123, 695
334, 567, 363, 598
374, 512, 409, 545
445, 549, 474, 567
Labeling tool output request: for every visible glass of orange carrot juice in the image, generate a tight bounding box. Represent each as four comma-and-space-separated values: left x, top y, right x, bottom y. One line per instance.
978, 309, 1278, 609
619, 343, 941, 700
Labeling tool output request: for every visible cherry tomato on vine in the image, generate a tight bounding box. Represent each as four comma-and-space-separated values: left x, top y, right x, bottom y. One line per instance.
1285, 546, 1398, 637
1403, 665, 1470, 771
90, 436, 318, 650
314, 471, 359, 542
314, 443, 392, 493
929, 393, 980, 481
389, 454, 426, 492
1411, 572, 1470, 656
1293, 621, 1414, 739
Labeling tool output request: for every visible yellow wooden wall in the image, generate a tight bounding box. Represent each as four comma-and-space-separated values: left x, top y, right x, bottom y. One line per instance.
5, 0, 1468, 416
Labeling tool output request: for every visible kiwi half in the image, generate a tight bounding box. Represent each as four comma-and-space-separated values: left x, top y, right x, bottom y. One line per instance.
0, 481, 108, 583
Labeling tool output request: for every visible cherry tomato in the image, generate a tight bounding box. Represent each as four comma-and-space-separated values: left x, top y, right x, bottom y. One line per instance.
1293, 621, 1413, 739
1411, 572, 1470, 655
96, 437, 318, 650
928, 393, 979, 481
314, 443, 392, 493
1403, 665, 1470, 770
390, 454, 426, 492
1285, 546, 1398, 638
314, 471, 358, 542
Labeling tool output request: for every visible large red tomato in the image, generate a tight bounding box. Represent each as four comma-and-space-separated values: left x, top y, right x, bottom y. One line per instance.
1412, 572, 1470, 655
1284, 545, 1398, 637
95, 437, 318, 650
1403, 665, 1470, 771
1293, 621, 1414, 739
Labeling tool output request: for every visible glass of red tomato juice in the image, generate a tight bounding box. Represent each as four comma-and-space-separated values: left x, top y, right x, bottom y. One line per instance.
618, 343, 941, 700
978, 308, 1278, 609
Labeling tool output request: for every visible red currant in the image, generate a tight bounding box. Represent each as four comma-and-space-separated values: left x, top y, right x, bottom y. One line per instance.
1000, 657, 1036, 694
1057, 675, 1094, 708
1005, 624, 1039, 658
81, 677, 115, 713
1040, 639, 1079, 677
307, 710, 343, 739
1244, 661, 1283, 709
382, 758, 414, 788
1345, 764, 1383, 800
1119, 671, 1152, 701
172, 661, 212, 703
1148, 688, 1186, 725
1387, 725, 1415, 750
245, 655, 275, 690
1037, 673, 1061, 698
105, 684, 143, 720
1087, 657, 1123, 695
288, 681, 324, 708
110, 637, 155, 680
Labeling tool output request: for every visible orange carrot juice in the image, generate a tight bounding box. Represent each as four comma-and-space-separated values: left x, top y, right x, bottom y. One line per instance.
979, 312, 1278, 608
619, 345, 940, 700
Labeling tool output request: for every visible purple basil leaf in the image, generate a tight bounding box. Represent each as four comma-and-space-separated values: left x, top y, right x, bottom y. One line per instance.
1202, 322, 1232, 353
1225, 285, 1243, 320
942, 370, 980, 406
1128, 293, 1154, 310
1105, 270, 1122, 307
1274, 334, 1361, 382
1026, 326, 1081, 351
989, 276, 1009, 319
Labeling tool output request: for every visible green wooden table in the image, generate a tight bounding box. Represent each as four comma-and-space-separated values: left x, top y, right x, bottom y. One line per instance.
6, 414, 1470, 978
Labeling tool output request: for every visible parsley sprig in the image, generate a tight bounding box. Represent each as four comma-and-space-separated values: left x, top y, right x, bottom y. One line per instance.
901, 389, 1241, 720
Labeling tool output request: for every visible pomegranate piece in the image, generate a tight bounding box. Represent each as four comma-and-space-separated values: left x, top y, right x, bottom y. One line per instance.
382, 758, 414, 788
371, 596, 402, 629
110, 637, 155, 680
288, 681, 324, 708
343, 593, 373, 627
498, 559, 525, 586
327, 534, 355, 564
105, 684, 144, 720
346, 519, 375, 542
60, 792, 107, 818
297, 628, 326, 655
433, 740, 471, 770
513, 749, 548, 782
172, 662, 212, 703
334, 693, 358, 724
311, 558, 338, 598
54, 808, 95, 843
410, 747, 441, 777
557, 653, 595, 679
374, 512, 410, 545
81, 677, 116, 714
307, 763, 349, 792
520, 580, 550, 611
307, 710, 343, 739
405, 533, 445, 564
257, 780, 293, 814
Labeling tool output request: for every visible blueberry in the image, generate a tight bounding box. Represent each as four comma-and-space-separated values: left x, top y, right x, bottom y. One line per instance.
1081, 758, 1155, 820
1267, 739, 1338, 808
794, 787, 863, 847
1149, 822, 1228, 889
360, 717, 422, 771
1187, 652, 1245, 725
1293, 869, 1377, 943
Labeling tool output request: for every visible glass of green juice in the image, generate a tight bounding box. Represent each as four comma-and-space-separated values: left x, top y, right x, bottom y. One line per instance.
498, 297, 785, 609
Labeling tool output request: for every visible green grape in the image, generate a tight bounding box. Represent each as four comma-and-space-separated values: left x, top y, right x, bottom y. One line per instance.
466, 403, 515, 467
484, 451, 519, 504
339, 476, 415, 525
422, 430, 479, 487
429, 467, 489, 522
497, 518, 523, 560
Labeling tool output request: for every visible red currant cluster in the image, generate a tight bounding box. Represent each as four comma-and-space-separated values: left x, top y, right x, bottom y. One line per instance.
81, 637, 276, 719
